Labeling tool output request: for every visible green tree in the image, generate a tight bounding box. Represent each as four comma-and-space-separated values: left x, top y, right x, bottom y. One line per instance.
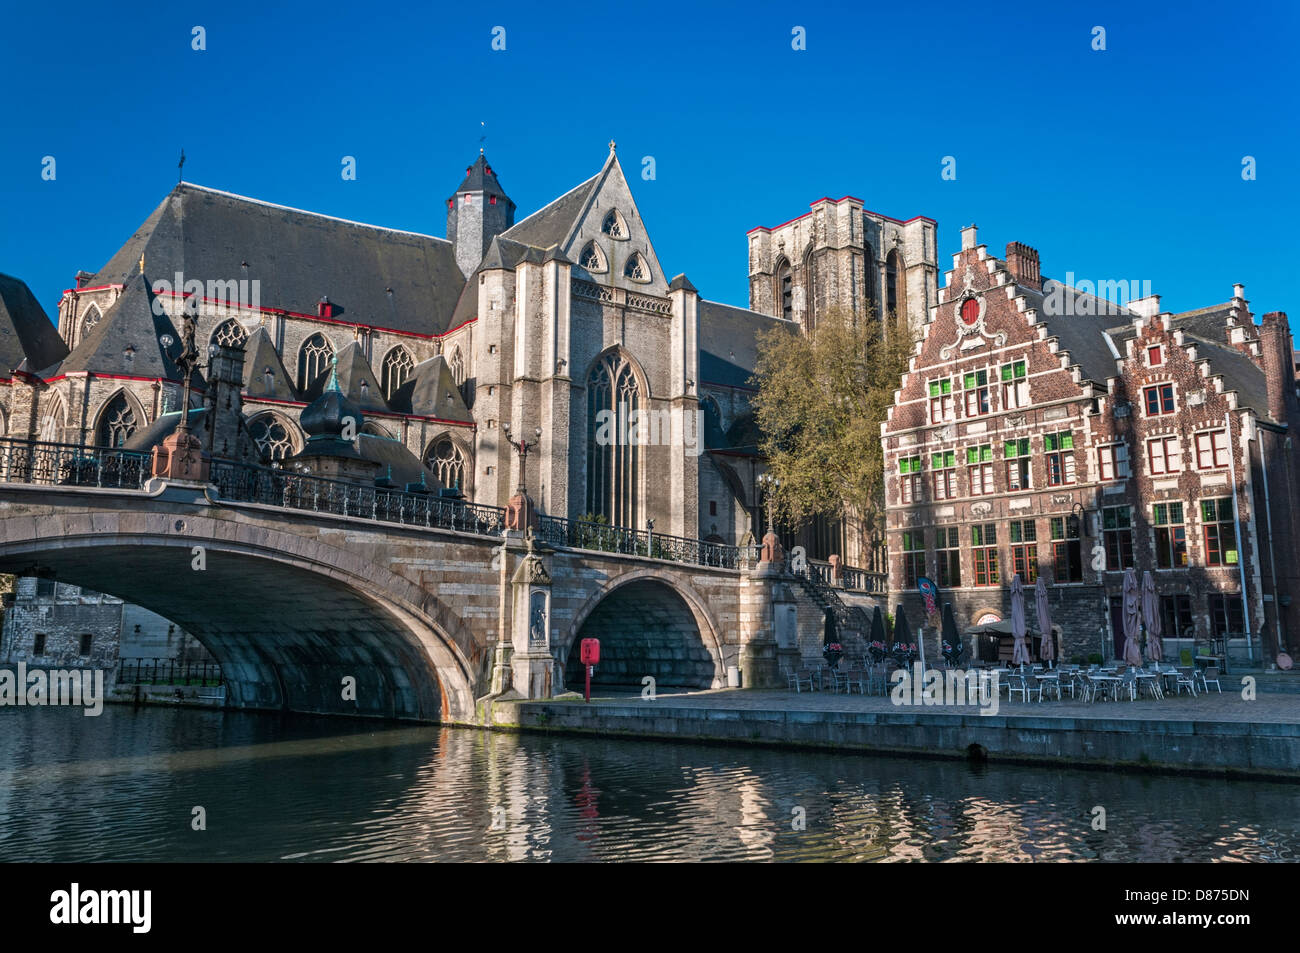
751, 308, 914, 557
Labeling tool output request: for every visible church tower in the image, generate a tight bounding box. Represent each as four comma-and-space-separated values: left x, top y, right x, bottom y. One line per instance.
447, 153, 516, 278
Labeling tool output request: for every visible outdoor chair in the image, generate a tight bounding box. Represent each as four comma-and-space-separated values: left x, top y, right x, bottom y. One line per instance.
1006, 672, 1041, 703
785, 668, 812, 693
1037, 672, 1062, 701
1118, 669, 1138, 701
1174, 667, 1199, 697
1201, 666, 1223, 694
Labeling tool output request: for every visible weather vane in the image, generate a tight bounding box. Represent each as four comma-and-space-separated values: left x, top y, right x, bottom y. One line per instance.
178, 148, 185, 184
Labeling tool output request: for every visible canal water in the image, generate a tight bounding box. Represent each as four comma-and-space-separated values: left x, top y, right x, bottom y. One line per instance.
1, 706, 1296, 862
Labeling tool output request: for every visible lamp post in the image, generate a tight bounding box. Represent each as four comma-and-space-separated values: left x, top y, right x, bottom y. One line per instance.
1071, 501, 1109, 662
502, 422, 542, 496
756, 472, 780, 537
646, 518, 655, 558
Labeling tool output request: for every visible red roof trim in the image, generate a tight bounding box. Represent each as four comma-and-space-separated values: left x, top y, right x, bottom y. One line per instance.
747, 196, 937, 235
242, 395, 474, 429
149, 290, 476, 340
43, 372, 207, 391
62, 284, 124, 296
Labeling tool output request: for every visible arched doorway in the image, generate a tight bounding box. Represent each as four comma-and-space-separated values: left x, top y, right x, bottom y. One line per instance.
566, 579, 718, 692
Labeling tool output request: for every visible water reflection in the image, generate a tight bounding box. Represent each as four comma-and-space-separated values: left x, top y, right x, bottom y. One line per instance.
0, 707, 1295, 862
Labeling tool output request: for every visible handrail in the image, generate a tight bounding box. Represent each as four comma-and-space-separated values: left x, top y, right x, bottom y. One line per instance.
0, 438, 150, 490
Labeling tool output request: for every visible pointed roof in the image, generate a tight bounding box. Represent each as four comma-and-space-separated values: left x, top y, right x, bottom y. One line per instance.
0, 272, 68, 375
89, 183, 466, 335
388, 355, 473, 422
300, 340, 391, 413
241, 327, 296, 401
60, 274, 187, 379
451, 153, 511, 202
500, 172, 602, 250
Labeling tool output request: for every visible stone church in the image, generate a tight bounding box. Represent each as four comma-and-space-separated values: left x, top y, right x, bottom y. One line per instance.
2, 144, 936, 568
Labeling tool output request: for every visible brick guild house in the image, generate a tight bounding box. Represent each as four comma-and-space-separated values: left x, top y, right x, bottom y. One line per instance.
883, 224, 1299, 666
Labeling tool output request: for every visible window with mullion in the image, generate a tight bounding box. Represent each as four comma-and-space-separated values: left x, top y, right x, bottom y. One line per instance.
971, 522, 999, 586
1154, 502, 1187, 568
936, 526, 960, 588
1102, 505, 1135, 570
1201, 497, 1236, 566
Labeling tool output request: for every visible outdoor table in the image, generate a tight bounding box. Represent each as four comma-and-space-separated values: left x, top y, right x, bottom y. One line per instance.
1133, 672, 1162, 699
1089, 674, 1121, 700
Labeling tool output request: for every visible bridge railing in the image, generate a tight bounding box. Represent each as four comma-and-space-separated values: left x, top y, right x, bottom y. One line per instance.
210, 461, 509, 536
0, 438, 150, 490
536, 515, 752, 569
804, 558, 888, 595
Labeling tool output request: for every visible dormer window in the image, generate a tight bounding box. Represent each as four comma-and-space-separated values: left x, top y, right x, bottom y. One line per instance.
579, 241, 608, 274
623, 252, 650, 283
489, 195, 497, 205
602, 210, 629, 239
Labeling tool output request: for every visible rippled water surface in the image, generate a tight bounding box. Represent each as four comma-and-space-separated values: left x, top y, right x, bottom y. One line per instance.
0, 706, 1296, 861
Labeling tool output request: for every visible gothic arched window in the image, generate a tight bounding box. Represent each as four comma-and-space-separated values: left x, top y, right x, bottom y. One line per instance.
211, 319, 249, 350
298, 333, 334, 393
38, 396, 66, 444
97, 393, 138, 448
81, 303, 103, 335
579, 241, 607, 273
248, 413, 296, 463
601, 210, 628, 239
425, 436, 466, 492
450, 346, 465, 387
623, 253, 650, 284
382, 346, 414, 400
774, 258, 792, 322
886, 247, 907, 329
586, 351, 641, 528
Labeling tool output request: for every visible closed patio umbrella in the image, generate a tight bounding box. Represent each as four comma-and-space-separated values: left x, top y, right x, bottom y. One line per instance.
1010, 574, 1030, 666
1122, 568, 1143, 666
1142, 571, 1163, 662
894, 605, 913, 660
1035, 575, 1055, 666
942, 603, 961, 665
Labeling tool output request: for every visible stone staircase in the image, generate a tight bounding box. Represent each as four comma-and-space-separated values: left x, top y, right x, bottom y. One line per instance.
791, 569, 870, 640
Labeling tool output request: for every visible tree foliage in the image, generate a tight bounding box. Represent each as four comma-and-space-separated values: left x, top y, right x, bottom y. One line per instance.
751, 309, 914, 552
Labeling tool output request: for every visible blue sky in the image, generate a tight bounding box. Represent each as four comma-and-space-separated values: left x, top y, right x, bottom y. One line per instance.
2, 0, 1296, 321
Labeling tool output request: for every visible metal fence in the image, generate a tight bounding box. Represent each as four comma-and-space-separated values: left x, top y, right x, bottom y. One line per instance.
536, 515, 751, 569
117, 658, 223, 687
210, 461, 509, 536
0, 438, 150, 490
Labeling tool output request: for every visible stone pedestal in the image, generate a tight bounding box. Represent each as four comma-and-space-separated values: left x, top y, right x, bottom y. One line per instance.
151, 428, 210, 483
739, 564, 786, 689
509, 534, 553, 699
505, 490, 538, 532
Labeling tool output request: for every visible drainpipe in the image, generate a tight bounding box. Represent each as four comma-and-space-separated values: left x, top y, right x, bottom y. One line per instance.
1225, 411, 1253, 663
1258, 430, 1283, 661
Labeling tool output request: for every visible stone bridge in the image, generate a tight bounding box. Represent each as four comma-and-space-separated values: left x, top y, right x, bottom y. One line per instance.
0, 446, 883, 724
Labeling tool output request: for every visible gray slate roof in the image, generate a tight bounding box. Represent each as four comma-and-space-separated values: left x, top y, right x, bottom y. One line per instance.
60, 274, 187, 380
1184, 333, 1273, 420
89, 184, 466, 336
499, 174, 600, 250
241, 327, 296, 401
0, 272, 68, 375
1025, 278, 1139, 384
388, 355, 473, 422
698, 299, 797, 389
452, 154, 511, 203
302, 341, 390, 413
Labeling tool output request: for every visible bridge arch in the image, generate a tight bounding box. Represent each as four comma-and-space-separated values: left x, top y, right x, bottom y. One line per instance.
561, 568, 726, 692
0, 504, 481, 722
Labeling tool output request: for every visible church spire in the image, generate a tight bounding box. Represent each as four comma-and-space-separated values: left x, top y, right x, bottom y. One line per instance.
447, 153, 516, 279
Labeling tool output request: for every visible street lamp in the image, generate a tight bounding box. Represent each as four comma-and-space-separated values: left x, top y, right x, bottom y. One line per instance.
502, 422, 543, 495
756, 472, 780, 533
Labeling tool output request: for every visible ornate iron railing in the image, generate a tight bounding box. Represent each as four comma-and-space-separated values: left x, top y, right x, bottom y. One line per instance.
117, 657, 223, 688
0, 438, 150, 490
805, 558, 888, 595
210, 461, 509, 536
536, 515, 751, 569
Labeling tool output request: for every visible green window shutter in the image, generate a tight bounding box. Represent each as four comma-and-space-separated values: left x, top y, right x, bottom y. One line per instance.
1001, 364, 1013, 382
942, 379, 952, 395
967, 447, 978, 464
1061, 432, 1074, 450
980, 445, 993, 463
1045, 434, 1058, 452
929, 381, 940, 397
1016, 360, 1026, 377
931, 453, 942, 469
945, 451, 955, 468
964, 372, 976, 390
1005, 441, 1016, 459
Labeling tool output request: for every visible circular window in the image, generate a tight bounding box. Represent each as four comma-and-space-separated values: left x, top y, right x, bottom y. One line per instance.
960, 298, 981, 326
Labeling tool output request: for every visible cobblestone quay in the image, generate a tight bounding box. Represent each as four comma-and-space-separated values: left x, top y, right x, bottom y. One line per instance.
481, 687, 1300, 781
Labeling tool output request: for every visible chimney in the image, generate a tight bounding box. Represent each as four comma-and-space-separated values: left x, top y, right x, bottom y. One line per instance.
960, 224, 978, 251
1259, 311, 1294, 423
1005, 242, 1042, 292
1233, 283, 1246, 301
317, 296, 334, 319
